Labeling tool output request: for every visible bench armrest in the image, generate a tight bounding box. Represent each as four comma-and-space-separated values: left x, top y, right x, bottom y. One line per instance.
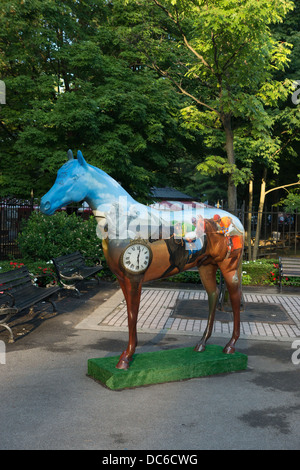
0, 291, 18, 318
0, 291, 16, 308
0, 306, 18, 317
59, 272, 84, 281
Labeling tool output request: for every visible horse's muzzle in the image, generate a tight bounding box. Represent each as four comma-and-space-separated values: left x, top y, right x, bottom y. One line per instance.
40, 199, 52, 214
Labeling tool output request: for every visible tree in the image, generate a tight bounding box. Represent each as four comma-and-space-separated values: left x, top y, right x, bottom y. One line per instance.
280, 189, 300, 212
124, 0, 295, 211
247, 0, 300, 259
0, 0, 193, 200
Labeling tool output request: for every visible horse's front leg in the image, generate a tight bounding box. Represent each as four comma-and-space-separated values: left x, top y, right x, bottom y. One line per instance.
194, 263, 218, 352
116, 277, 142, 370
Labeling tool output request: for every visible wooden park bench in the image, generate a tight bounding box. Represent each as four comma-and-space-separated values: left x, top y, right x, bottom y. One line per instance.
279, 257, 300, 292
0, 266, 60, 343
52, 251, 103, 295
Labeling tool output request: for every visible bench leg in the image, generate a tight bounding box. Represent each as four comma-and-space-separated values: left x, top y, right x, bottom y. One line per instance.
0, 323, 14, 343
60, 281, 81, 297
47, 298, 57, 313
0, 312, 15, 343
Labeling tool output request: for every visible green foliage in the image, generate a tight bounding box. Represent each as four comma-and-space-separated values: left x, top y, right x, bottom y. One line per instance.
241, 259, 278, 286
17, 211, 102, 264
124, 0, 297, 208
196, 155, 252, 186
0, 0, 192, 200
243, 259, 300, 287
166, 258, 300, 287
17, 211, 115, 279
1, 0, 300, 209
279, 190, 300, 212
168, 260, 275, 286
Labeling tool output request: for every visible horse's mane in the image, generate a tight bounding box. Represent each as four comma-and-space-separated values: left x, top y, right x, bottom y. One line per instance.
204, 218, 229, 262
204, 218, 218, 234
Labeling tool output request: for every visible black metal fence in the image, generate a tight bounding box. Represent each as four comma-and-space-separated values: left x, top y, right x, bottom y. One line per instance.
240, 208, 299, 259
0, 198, 35, 260
0, 197, 299, 261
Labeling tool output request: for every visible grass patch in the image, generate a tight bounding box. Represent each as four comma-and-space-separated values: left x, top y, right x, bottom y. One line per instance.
87, 345, 248, 390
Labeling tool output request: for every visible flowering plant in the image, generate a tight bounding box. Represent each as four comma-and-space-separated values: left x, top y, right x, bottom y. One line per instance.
33, 264, 57, 287
268, 263, 280, 286
9, 261, 25, 269
2, 260, 57, 287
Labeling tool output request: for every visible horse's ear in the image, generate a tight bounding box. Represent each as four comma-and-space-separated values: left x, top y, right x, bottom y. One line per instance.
67, 149, 74, 160
77, 150, 88, 168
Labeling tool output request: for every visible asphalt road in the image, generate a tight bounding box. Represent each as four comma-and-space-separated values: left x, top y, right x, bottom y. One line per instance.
0, 281, 299, 451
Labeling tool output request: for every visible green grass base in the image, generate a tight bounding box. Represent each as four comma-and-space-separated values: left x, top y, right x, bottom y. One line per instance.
87, 345, 248, 390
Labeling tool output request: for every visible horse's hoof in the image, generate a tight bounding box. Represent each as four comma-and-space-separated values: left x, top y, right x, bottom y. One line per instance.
223, 345, 235, 354
194, 343, 206, 352
116, 352, 130, 369
116, 358, 129, 370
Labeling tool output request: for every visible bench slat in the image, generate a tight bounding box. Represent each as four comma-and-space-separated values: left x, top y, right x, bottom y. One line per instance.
2, 279, 33, 293
54, 252, 83, 266
0, 266, 31, 284
281, 262, 300, 267
12, 286, 59, 310
279, 257, 300, 291
281, 271, 300, 277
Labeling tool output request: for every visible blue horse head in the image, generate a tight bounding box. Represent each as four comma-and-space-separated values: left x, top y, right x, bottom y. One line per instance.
40, 150, 135, 216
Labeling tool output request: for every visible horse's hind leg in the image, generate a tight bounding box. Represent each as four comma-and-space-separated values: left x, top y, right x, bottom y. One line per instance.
194, 263, 218, 352
218, 258, 242, 354
116, 277, 142, 370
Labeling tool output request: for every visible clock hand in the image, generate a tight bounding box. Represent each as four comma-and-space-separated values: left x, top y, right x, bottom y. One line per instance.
137, 246, 140, 267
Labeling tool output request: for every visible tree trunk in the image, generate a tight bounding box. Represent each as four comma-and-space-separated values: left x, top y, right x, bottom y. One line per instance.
222, 114, 236, 213
252, 168, 267, 260
247, 180, 253, 261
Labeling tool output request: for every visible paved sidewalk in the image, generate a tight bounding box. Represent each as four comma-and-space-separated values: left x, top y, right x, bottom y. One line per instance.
1, 281, 300, 450
76, 286, 300, 342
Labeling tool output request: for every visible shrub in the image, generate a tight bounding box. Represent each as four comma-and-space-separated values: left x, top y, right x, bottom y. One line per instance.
241, 259, 277, 286
18, 211, 102, 261
168, 259, 287, 286
17, 211, 113, 278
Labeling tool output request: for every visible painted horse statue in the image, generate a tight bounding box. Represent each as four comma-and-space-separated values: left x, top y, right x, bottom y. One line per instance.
41, 150, 244, 369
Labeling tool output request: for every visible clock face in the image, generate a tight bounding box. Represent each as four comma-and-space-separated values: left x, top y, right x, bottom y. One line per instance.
120, 242, 152, 274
